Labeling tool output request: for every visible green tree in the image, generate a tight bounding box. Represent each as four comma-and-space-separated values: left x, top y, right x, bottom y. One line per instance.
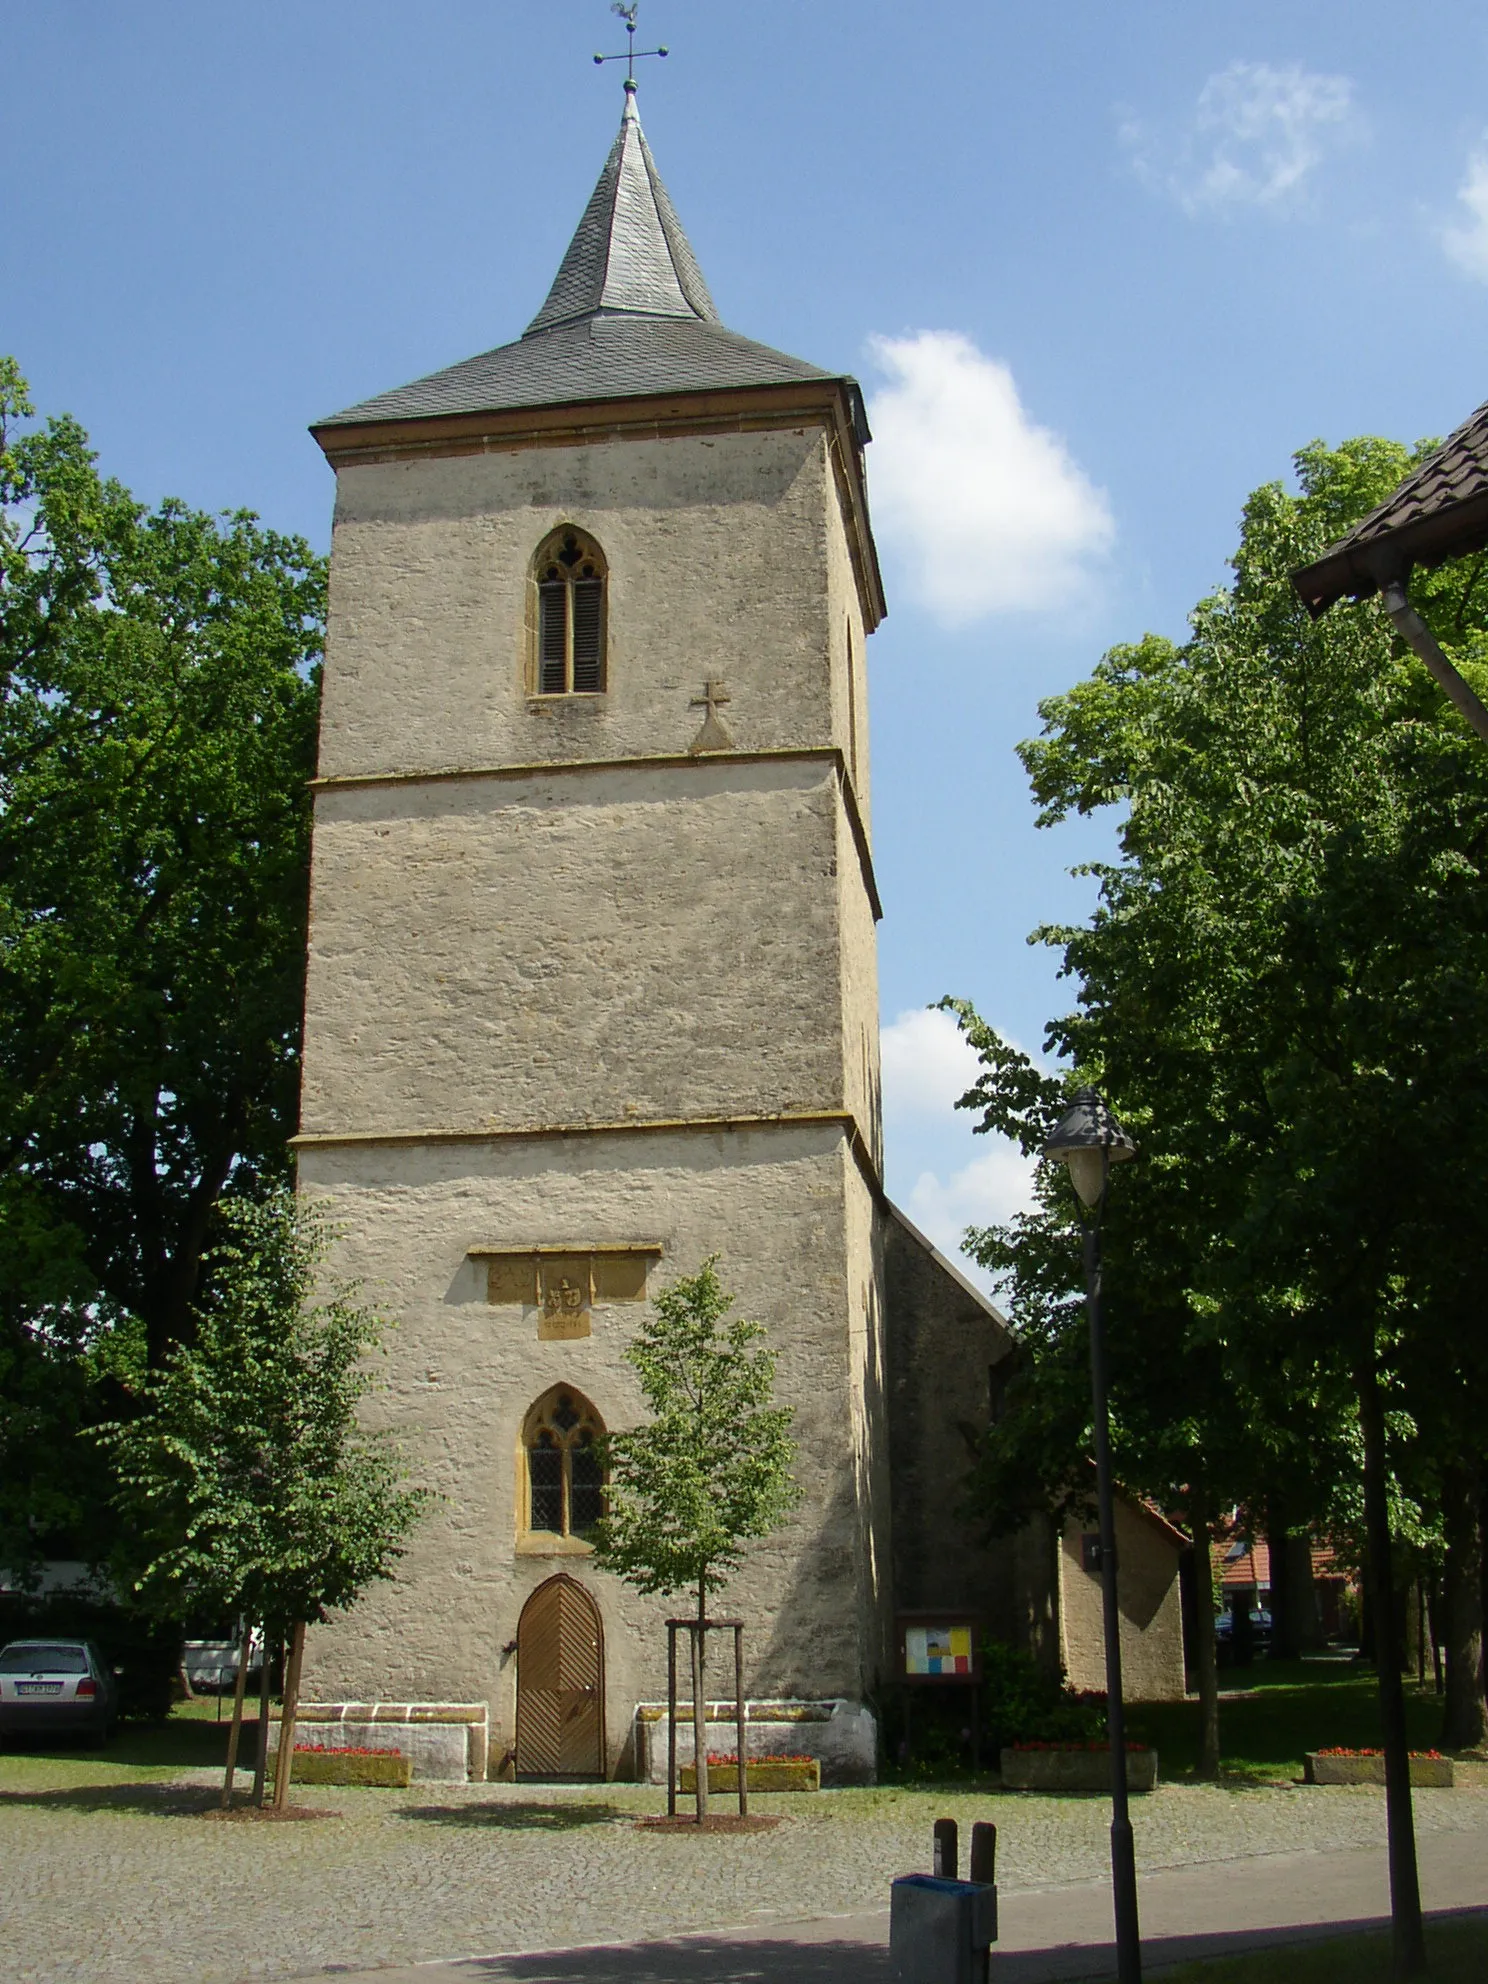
591, 1259, 799, 1820
936, 1001, 1336, 1779
103, 1191, 428, 1806
955, 434, 1488, 1973
0, 357, 323, 1387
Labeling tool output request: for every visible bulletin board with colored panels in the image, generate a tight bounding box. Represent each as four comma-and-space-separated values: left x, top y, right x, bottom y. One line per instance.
898, 1614, 980, 1684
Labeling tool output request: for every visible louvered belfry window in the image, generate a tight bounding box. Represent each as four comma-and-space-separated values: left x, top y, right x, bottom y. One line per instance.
534, 526, 606, 695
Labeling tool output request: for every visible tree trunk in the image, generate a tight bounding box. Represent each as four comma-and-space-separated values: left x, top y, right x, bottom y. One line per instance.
1357, 1359, 1426, 1977
220, 1619, 253, 1810
691, 1581, 709, 1824
1266, 1500, 1298, 1662
272, 1620, 306, 1812
1427, 1583, 1445, 1697
1189, 1476, 1221, 1778
1440, 1463, 1487, 1751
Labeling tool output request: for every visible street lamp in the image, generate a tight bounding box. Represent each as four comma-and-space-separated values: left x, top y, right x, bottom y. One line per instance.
1042, 1087, 1141, 1984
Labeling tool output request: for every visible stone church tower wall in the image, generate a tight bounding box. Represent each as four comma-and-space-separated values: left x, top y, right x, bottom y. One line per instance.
297, 1128, 887, 1774
295, 86, 896, 1770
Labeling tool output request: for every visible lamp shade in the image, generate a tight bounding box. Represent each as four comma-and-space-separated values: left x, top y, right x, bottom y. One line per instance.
1041, 1088, 1137, 1208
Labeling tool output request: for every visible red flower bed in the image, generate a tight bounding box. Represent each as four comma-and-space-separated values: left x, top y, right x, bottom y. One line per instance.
293, 1743, 404, 1757
1313, 1747, 1443, 1760
1010, 1740, 1149, 1753
702, 1751, 814, 1767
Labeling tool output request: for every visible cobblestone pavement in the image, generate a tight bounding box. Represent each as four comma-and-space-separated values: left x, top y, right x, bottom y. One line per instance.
2, 1772, 1486, 1984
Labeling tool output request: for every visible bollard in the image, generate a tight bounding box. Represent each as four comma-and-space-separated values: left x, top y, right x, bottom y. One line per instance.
969, 1820, 996, 1886
933, 1816, 958, 1879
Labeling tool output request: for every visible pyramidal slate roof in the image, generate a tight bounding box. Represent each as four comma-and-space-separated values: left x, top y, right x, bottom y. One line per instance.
526, 84, 718, 333
1294, 395, 1488, 616
317, 85, 839, 431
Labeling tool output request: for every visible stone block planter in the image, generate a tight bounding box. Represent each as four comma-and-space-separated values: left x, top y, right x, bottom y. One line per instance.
1001, 1747, 1158, 1794
679, 1757, 821, 1793
267, 1704, 487, 1782
1305, 1752, 1454, 1788
635, 1699, 876, 1787
284, 1748, 412, 1788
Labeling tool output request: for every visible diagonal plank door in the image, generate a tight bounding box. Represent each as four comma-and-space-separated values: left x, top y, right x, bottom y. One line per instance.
516, 1574, 605, 1778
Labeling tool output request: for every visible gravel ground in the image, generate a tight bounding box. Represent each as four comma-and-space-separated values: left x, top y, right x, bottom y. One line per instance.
2, 1770, 1485, 1984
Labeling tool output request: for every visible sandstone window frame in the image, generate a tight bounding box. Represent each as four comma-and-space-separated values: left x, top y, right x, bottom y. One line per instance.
528, 524, 608, 698
517, 1385, 607, 1557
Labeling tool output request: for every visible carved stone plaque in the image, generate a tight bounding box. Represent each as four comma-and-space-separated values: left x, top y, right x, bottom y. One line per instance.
487, 1255, 539, 1306
593, 1252, 651, 1301
539, 1256, 592, 1340
476, 1245, 661, 1336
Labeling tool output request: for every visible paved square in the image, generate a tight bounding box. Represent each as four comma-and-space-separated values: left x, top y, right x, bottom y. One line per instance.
3, 1771, 1487, 1983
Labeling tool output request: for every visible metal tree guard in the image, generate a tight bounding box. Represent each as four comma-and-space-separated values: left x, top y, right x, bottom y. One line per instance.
666, 1617, 747, 1818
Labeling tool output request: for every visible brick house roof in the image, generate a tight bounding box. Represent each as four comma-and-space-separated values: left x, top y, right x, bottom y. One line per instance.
1209, 1534, 1349, 1591
1293, 396, 1488, 616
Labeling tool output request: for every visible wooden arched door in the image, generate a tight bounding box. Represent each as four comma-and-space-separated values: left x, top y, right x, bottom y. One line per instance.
515, 1574, 606, 1779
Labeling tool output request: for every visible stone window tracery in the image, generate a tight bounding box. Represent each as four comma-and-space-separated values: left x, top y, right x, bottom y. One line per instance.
531, 526, 607, 696
521, 1387, 606, 1546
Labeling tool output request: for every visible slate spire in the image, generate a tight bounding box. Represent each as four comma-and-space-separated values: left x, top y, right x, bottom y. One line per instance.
526, 83, 719, 336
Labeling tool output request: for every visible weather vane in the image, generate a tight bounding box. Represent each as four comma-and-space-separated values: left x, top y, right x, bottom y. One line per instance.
594, 3, 668, 86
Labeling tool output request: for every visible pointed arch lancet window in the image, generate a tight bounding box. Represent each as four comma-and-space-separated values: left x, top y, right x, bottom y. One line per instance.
522, 1388, 606, 1542
533, 527, 607, 696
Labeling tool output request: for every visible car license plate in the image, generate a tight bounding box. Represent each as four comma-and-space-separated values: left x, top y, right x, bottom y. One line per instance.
15, 1682, 63, 1695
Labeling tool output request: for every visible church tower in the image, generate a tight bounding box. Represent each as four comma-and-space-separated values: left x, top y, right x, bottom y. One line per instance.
295, 78, 897, 1776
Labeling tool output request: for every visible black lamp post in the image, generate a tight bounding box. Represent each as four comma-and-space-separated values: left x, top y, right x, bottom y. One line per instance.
1042, 1087, 1141, 1984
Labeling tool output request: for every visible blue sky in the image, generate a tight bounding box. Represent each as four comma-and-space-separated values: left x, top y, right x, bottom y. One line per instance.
9, 1, 1488, 1283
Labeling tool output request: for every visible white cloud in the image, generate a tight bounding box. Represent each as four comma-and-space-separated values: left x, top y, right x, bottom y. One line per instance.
1441, 142, 1488, 281
1123, 61, 1357, 215
864, 330, 1114, 625
905, 1145, 1039, 1271
880, 1005, 983, 1118
880, 1006, 1041, 1295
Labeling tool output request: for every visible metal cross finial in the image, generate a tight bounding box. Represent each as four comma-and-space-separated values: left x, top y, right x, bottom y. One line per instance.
594, 3, 668, 87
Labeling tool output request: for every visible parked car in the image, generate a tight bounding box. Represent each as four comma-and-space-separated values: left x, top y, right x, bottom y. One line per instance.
1215, 1607, 1274, 1650
182, 1626, 264, 1694
0, 1639, 118, 1743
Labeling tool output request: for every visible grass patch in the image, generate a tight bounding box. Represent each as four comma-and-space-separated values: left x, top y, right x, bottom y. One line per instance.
0, 1704, 262, 1788
1157, 1915, 1488, 1981
1128, 1662, 1445, 1784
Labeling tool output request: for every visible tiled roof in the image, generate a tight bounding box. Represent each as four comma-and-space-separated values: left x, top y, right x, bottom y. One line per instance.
316, 315, 836, 428
316, 86, 838, 432
1293, 396, 1488, 616
1208, 1535, 1349, 1589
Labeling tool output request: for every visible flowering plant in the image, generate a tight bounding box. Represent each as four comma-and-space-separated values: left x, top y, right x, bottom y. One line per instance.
702, 1751, 814, 1766
293, 1743, 404, 1757
1009, 1740, 1149, 1753
1313, 1747, 1443, 1759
